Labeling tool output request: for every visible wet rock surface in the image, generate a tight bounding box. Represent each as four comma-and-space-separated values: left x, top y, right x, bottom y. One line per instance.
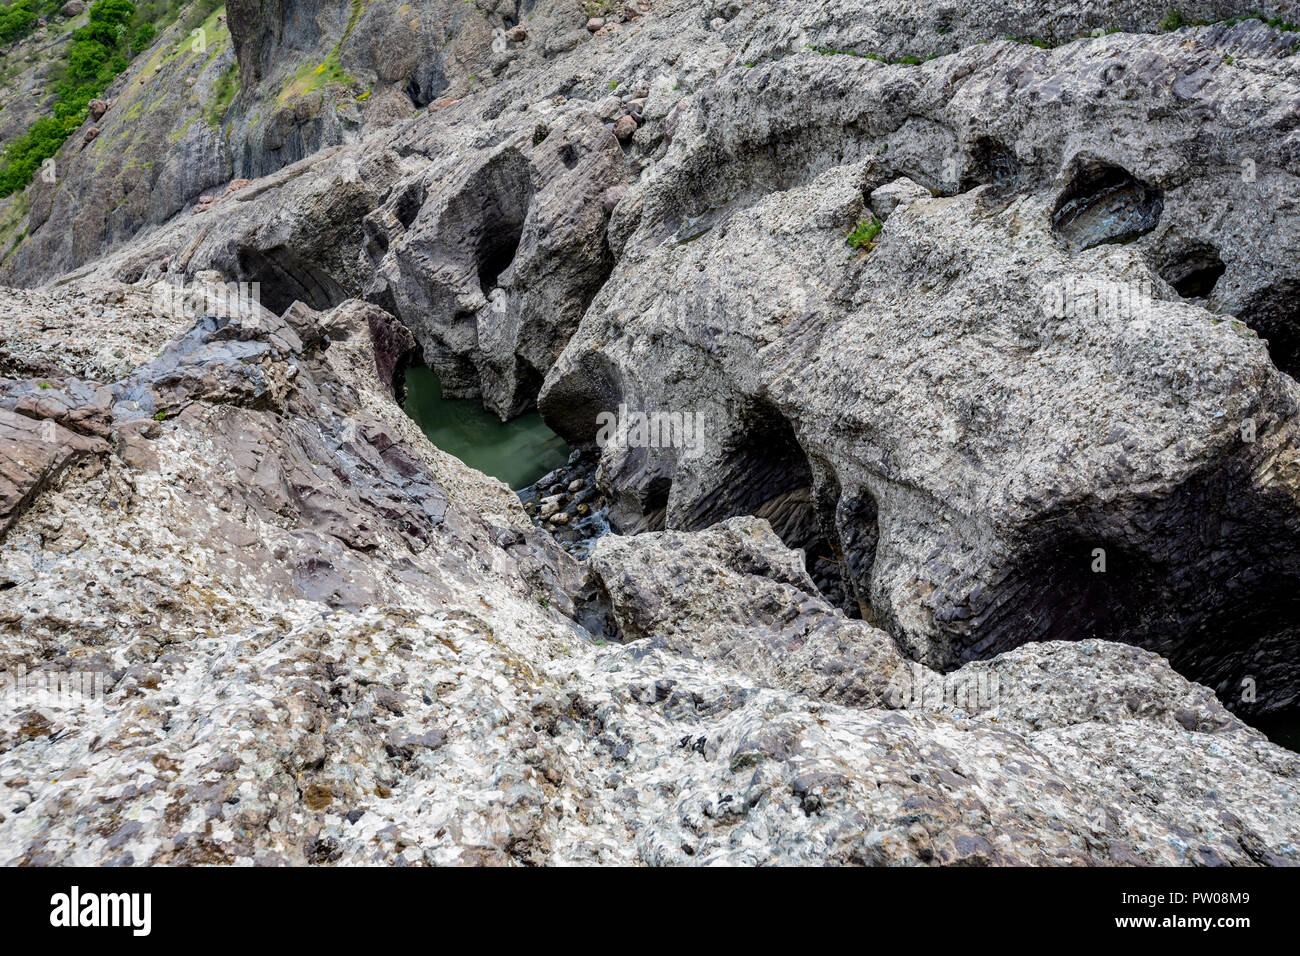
517, 444, 610, 558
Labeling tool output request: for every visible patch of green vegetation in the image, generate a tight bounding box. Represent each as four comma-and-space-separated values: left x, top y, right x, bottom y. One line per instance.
1, 229, 26, 262
129, 19, 155, 53
205, 59, 239, 126
336, 0, 364, 50
1076, 12, 1298, 44
279, 56, 354, 104
135, 0, 220, 37
0, 189, 30, 248
847, 217, 882, 251
0, 0, 187, 198
0, 0, 62, 45
167, 114, 196, 142
582, 0, 614, 17
808, 45, 932, 65
356, 89, 370, 101
279, 0, 363, 105
1157, 10, 1296, 33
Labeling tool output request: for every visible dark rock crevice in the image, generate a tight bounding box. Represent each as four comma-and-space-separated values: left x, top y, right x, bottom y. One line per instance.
477, 218, 527, 298
237, 245, 349, 315
1051, 161, 1164, 251
832, 490, 881, 622
962, 136, 1024, 196
677, 401, 820, 553
1159, 243, 1226, 300
1238, 279, 1300, 379
937, 455, 1300, 719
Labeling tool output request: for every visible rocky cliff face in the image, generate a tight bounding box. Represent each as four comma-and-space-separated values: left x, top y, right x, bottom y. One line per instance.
1, 0, 1300, 865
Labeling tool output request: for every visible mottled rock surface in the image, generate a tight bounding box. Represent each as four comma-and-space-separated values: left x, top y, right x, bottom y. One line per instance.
0, 284, 1296, 865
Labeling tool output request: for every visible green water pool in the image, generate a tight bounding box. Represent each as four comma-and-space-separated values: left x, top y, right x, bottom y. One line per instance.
402, 365, 570, 490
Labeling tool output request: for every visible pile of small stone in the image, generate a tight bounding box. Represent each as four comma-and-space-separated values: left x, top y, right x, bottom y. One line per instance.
586, 0, 653, 38
517, 446, 609, 557
594, 79, 647, 142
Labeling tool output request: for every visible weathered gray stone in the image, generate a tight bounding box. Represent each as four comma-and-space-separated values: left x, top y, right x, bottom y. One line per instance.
870, 176, 930, 219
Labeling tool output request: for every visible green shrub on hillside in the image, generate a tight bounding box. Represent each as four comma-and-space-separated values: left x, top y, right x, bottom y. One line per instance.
0, 1, 38, 43
0, 0, 145, 198
0, 0, 68, 45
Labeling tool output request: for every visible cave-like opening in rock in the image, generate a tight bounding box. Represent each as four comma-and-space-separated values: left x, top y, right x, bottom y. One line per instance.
807, 464, 876, 619
477, 224, 525, 297
832, 492, 880, 622
1238, 278, 1300, 378
405, 58, 449, 109
237, 245, 348, 315
456, 149, 533, 299
942, 484, 1300, 733
1160, 244, 1226, 299
962, 136, 1023, 194
681, 403, 818, 545
1051, 162, 1164, 251
956, 534, 1160, 665
394, 180, 426, 230
677, 400, 855, 605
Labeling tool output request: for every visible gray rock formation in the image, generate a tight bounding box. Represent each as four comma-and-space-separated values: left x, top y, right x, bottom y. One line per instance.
540, 18, 1300, 714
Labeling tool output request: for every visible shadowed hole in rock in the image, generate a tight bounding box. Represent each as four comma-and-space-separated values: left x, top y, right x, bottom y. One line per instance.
808, 464, 875, 618
957, 535, 1160, 666
947, 480, 1300, 728
1051, 162, 1163, 251
478, 223, 525, 298
455, 150, 533, 298
237, 245, 348, 315
405, 58, 448, 109
596, 440, 675, 535
394, 180, 426, 229
1159, 243, 1226, 299
1238, 278, 1300, 378
1250, 711, 1300, 752
681, 404, 817, 544
679, 401, 846, 601
962, 136, 1023, 195
833, 492, 880, 622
